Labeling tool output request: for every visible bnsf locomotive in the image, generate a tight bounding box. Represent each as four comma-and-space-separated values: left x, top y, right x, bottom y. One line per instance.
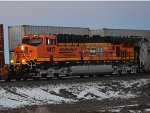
9, 34, 144, 80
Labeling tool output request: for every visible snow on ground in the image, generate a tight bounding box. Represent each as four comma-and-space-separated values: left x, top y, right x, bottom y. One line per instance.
0, 78, 149, 109
100, 104, 150, 113
121, 78, 150, 88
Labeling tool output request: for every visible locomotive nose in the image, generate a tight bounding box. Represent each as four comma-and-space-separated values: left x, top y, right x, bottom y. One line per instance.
21, 45, 28, 51
10, 44, 30, 65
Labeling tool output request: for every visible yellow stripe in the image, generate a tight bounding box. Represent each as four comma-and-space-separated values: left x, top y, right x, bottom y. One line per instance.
37, 58, 50, 61
36, 57, 135, 62
12, 56, 135, 65
54, 57, 81, 61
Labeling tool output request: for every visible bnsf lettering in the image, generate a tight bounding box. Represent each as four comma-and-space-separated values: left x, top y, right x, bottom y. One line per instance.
60, 48, 77, 51
47, 47, 55, 52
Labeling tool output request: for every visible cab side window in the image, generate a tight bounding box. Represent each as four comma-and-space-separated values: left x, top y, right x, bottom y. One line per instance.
46, 38, 56, 45
46, 38, 52, 45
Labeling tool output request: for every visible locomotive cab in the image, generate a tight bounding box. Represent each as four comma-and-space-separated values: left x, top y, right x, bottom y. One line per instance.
10, 34, 57, 66
10, 34, 58, 80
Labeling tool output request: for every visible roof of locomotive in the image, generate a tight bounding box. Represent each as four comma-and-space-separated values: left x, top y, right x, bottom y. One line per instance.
56, 34, 145, 43
23, 34, 57, 39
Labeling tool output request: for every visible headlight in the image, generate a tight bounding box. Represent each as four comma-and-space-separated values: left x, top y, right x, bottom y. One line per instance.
22, 59, 25, 63
21, 46, 24, 51
10, 60, 14, 63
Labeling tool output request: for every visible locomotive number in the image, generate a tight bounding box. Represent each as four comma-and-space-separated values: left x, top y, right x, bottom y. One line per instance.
47, 47, 55, 52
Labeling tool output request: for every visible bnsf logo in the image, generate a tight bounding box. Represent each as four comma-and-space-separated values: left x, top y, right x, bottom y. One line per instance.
59, 48, 77, 51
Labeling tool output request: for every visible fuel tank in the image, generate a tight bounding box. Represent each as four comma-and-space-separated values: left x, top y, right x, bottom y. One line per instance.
70, 65, 114, 76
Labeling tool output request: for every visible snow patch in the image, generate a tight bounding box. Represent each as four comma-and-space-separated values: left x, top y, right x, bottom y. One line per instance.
0, 78, 150, 109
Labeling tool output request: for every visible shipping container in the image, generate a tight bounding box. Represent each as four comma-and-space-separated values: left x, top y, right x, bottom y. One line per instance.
8, 25, 90, 52
0, 24, 4, 68
90, 28, 150, 38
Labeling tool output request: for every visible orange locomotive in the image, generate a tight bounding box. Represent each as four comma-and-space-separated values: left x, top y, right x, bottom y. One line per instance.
10, 34, 140, 80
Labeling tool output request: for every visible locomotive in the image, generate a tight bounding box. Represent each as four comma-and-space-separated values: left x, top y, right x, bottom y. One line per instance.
9, 34, 146, 80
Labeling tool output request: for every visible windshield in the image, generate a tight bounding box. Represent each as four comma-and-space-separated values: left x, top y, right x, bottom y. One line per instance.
22, 38, 43, 46
31, 38, 43, 46
22, 38, 30, 45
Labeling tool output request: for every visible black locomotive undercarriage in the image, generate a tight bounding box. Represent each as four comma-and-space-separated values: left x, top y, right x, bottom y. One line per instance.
8, 58, 145, 81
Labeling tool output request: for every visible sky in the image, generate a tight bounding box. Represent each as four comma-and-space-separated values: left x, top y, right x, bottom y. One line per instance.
0, 1, 150, 64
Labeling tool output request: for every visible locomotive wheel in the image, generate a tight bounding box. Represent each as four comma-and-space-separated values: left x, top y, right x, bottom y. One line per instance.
22, 70, 31, 80
9, 66, 16, 80
15, 70, 23, 81
89, 75, 94, 78
34, 77, 40, 81
54, 73, 61, 79
80, 75, 84, 78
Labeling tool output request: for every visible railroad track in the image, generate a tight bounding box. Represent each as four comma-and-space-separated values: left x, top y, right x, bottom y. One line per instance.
0, 73, 149, 85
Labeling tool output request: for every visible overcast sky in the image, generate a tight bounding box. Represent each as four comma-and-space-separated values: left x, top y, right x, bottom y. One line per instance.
0, 1, 150, 63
